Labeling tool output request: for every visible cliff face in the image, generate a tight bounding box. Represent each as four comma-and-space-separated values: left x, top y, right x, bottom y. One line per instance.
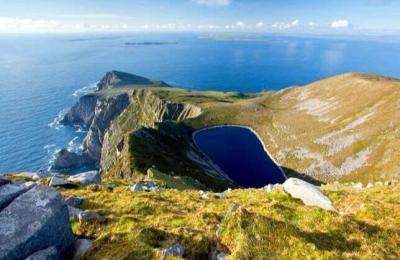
100, 89, 203, 177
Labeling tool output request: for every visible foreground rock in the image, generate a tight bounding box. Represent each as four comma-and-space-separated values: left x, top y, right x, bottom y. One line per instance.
0, 183, 29, 210
161, 243, 184, 259
49, 176, 74, 187
72, 239, 93, 258
283, 178, 335, 211
65, 196, 85, 208
25, 246, 58, 260
78, 210, 101, 223
68, 171, 101, 185
0, 185, 74, 260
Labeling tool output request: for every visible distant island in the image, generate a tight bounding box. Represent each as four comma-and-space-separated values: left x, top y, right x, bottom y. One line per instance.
124, 41, 179, 46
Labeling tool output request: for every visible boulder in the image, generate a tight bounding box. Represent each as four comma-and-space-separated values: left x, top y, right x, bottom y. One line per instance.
129, 183, 144, 192
65, 196, 84, 208
0, 178, 11, 186
25, 247, 58, 260
353, 182, 363, 190
199, 190, 209, 199
214, 193, 226, 199
78, 210, 101, 223
283, 178, 335, 211
0, 185, 74, 260
68, 171, 101, 185
49, 176, 73, 187
68, 206, 83, 221
72, 239, 93, 258
216, 253, 228, 260
161, 243, 184, 259
0, 183, 29, 211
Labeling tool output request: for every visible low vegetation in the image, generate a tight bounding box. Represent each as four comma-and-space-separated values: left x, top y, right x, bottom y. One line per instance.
55, 178, 399, 259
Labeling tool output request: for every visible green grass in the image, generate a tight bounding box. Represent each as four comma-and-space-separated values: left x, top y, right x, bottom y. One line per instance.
56, 179, 400, 259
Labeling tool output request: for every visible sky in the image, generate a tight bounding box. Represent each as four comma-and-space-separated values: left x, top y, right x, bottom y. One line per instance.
0, 0, 399, 34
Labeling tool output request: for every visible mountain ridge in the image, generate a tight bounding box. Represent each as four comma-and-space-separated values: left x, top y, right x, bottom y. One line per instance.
55, 71, 400, 187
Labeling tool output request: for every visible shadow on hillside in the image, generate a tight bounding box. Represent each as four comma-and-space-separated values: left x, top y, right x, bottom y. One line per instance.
282, 166, 324, 186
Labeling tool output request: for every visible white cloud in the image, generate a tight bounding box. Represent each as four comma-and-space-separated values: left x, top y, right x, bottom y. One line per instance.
256, 21, 264, 28
192, 0, 232, 7
0, 17, 62, 33
308, 21, 316, 27
236, 20, 245, 28
271, 20, 300, 30
331, 19, 351, 28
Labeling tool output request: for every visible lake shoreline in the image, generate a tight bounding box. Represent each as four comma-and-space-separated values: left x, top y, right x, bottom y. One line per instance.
192, 124, 287, 187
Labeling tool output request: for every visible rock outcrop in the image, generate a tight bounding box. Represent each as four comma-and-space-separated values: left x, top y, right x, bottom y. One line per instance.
53, 148, 93, 170
67, 171, 101, 185
283, 178, 335, 211
0, 185, 74, 260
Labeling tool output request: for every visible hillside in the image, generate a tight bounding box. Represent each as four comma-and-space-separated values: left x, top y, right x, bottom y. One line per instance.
3, 173, 399, 259
56, 71, 400, 186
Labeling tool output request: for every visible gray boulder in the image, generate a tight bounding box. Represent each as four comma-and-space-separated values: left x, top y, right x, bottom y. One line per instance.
65, 196, 84, 208
0, 183, 29, 210
283, 178, 335, 211
129, 183, 144, 192
49, 176, 72, 187
68, 206, 83, 221
25, 247, 58, 260
72, 239, 93, 258
0, 185, 74, 260
216, 253, 228, 260
161, 243, 184, 259
68, 171, 101, 185
78, 210, 101, 223
0, 178, 11, 186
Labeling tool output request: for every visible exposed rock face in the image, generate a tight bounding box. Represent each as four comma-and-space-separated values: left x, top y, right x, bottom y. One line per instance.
55, 92, 130, 170
82, 93, 130, 161
100, 89, 202, 176
61, 94, 97, 127
53, 148, 93, 170
283, 178, 335, 211
0, 185, 74, 260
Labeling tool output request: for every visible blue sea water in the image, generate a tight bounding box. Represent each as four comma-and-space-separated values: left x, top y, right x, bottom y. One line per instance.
193, 126, 286, 187
0, 33, 400, 173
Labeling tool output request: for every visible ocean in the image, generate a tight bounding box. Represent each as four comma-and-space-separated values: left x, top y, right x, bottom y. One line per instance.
0, 33, 399, 173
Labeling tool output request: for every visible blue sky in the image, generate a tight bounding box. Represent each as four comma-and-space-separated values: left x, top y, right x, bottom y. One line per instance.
0, 0, 399, 34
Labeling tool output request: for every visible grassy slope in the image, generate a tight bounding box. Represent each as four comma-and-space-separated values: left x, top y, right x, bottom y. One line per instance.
56, 178, 399, 259
137, 73, 400, 184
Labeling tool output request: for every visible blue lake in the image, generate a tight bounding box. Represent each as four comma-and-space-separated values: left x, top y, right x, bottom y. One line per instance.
193, 126, 286, 188
1, 33, 400, 172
